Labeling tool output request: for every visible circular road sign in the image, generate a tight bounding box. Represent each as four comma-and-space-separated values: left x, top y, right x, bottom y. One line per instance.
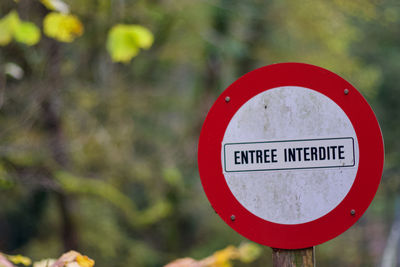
198, 63, 384, 249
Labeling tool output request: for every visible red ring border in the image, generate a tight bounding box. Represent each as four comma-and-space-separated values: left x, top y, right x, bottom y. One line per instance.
197, 63, 384, 249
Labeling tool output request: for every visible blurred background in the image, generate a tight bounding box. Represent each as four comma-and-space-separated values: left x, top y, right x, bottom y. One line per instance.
0, 0, 399, 266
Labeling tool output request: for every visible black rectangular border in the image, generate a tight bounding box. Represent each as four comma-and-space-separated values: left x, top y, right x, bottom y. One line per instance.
223, 137, 356, 173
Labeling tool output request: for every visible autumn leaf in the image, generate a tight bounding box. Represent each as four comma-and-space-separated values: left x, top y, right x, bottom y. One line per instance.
0, 17, 13, 45
48, 250, 95, 267
0, 11, 20, 46
76, 255, 94, 267
0, 21, 13, 46
164, 243, 261, 267
43, 12, 84, 42
106, 24, 154, 63
14, 21, 41, 45
213, 246, 237, 267
7, 255, 32, 266
128, 25, 154, 49
0, 10, 40, 46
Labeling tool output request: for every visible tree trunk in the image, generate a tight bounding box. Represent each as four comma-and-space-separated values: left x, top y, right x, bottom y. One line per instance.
41, 39, 79, 251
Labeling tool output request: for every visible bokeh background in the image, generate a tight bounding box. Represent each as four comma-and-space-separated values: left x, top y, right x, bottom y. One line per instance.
1, 0, 400, 266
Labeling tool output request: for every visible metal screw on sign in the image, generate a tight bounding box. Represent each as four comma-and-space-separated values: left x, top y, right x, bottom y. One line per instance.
225, 96, 230, 103
230, 215, 236, 221
350, 209, 356, 216
344, 89, 349, 95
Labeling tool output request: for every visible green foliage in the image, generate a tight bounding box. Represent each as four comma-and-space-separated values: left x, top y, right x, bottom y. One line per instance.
237, 243, 262, 263
0, 0, 399, 267
163, 167, 183, 188
55, 171, 171, 227
0, 11, 18, 46
0, 11, 40, 46
13, 21, 41, 46
106, 24, 154, 63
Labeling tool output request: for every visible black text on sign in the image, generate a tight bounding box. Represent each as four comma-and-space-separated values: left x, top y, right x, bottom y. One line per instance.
223, 137, 355, 172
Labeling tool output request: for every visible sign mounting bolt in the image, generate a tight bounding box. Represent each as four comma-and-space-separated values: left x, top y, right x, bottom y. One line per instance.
350, 209, 356, 216
230, 215, 236, 221
344, 89, 349, 95
225, 96, 231, 103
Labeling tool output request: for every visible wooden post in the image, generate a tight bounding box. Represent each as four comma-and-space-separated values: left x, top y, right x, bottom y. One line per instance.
272, 247, 315, 267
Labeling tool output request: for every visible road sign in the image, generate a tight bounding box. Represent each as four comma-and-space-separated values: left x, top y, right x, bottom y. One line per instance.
197, 63, 384, 249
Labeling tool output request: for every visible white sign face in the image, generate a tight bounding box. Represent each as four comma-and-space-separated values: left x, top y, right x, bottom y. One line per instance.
221, 86, 359, 225
224, 137, 355, 172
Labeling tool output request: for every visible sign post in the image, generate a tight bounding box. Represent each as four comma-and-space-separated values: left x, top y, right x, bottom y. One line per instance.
272, 248, 314, 267
198, 63, 384, 265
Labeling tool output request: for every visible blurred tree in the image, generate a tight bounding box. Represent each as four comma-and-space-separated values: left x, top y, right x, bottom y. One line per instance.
0, 0, 399, 266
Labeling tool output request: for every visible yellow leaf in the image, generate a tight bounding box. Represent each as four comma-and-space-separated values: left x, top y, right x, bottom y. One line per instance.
106, 24, 154, 63
0, 10, 41, 46
14, 21, 41, 45
213, 246, 237, 267
0, 19, 13, 46
106, 25, 139, 63
43, 12, 84, 42
0, 10, 19, 46
40, 0, 70, 13
7, 255, 32, 266
128, 25, 154, 49
5, 11, 20, 30
76, 255, 95, 267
